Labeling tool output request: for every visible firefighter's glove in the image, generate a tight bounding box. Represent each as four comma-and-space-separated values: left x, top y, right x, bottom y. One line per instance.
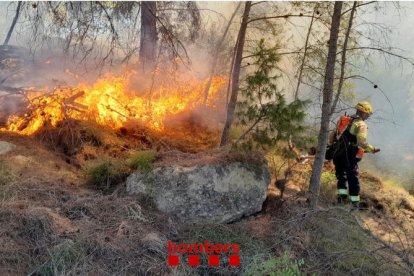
373, 148, 380, 154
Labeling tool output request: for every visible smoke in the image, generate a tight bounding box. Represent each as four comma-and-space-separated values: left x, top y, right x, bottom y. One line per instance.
355, 66, 414, 189
351, 4, 414, 190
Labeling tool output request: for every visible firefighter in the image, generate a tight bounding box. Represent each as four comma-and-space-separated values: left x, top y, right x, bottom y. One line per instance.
329, 101, 380, 209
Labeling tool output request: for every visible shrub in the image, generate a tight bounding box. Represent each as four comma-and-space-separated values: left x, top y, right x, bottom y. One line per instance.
320, 171, 337, 201
128, 150, 156, 171
86, 159, 126, 192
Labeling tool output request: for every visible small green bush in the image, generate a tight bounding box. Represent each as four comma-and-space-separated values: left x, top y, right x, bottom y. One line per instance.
128, 150, 156, 171
320, 171, 337, 201
321, 171, 336, 185
86, 159, 126, 192
244, 251, 304, 276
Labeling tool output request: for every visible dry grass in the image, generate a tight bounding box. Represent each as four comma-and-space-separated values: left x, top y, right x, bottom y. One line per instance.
175, 223, 272, 275
0, 177, 173, 275
0, 123, 413, 275
282, 158, 414, 274
301, 208, 408, 274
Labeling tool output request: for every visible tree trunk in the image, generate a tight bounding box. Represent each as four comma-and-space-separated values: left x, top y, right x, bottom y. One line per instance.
203, 3, 241, 105
225, 29, 241, 105
3, 1, 22, 46
139, 1, 157, 72
331, 1, 357, 114
294, 6, 316, 100
220, 1, 252, 146
308, 1, 343, 207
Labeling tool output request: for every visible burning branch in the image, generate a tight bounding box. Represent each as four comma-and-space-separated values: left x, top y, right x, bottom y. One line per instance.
2, 72, 226, 136
5, 87, 88, 134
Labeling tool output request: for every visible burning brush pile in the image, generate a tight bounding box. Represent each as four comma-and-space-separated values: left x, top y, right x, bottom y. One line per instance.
1, 70, 227, 157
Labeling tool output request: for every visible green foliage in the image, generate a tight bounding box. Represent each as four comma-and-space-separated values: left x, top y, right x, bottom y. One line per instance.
236, 39, 308, 149
86, 159, 126, 192
321, 171, 336, 185
32, 240, 87, 276
290, 129, 318, 153
320, 171, 337, 201
128, 150, 156, 172
244, 251, 304, 276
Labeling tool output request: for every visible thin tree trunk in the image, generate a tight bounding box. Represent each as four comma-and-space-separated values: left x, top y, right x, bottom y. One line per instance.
139, 1, 157, 72
226, 28, 241, 105
220, 1, 252, 146
331, 1, 357, 114
203, 3, 241, 105
294, 7, 316, 100
290, 5, 316, 153
3, 1, 22, 46
308, 1, 343, 207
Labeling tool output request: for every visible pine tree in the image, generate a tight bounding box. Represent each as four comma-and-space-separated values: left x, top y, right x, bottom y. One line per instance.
235, 39, 308, 149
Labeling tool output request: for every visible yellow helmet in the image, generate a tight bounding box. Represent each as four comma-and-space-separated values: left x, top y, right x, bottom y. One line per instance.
355, 101, 373, 115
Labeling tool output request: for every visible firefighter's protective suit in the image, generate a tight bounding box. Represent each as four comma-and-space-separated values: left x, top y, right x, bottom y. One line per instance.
328, 102, 377, 205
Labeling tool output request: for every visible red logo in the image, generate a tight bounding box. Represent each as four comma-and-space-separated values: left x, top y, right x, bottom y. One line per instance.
168, 240, 240, 267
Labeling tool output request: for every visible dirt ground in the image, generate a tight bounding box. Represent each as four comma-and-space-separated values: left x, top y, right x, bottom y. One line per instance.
0, 127, 413, 275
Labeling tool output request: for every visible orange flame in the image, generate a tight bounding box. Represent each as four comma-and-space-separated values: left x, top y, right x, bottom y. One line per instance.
4, 72, 226, 135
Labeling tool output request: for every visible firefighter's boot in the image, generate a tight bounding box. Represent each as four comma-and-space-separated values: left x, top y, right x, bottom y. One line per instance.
350, 196, 368, 211
337, 189, 348, 205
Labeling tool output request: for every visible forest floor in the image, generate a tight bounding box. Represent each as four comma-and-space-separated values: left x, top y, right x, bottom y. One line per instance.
0, 122, 413, 275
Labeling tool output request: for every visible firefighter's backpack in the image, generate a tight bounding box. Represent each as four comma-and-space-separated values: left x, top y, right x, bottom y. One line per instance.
325, 115, 353, 160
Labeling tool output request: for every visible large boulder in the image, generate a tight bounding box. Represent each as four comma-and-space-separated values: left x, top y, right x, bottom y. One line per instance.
126, 162, 271, 224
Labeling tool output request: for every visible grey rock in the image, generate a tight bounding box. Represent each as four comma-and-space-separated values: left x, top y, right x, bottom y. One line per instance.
0, 141, 16, 155
126, 162, 271, 224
